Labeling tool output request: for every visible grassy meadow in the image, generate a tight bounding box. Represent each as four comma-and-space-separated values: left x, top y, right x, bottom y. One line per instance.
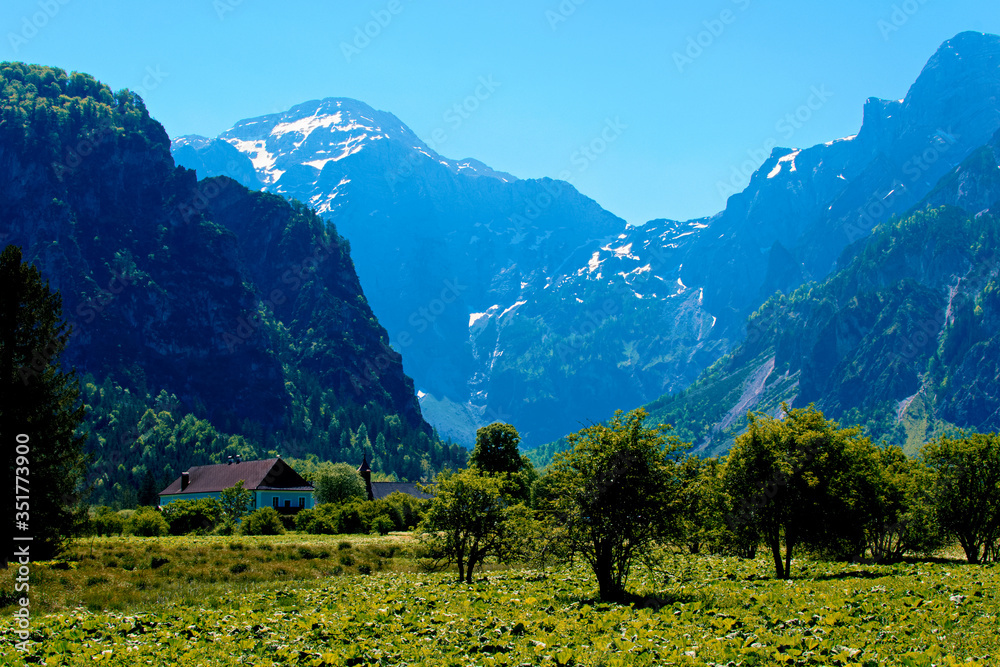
1, 535, 999, 666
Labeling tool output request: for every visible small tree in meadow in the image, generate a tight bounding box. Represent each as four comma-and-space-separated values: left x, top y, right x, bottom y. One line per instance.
418, 467, 511, 583
543, 408, 686, 602
922, 432, 1000, 563
470, 422, 537, 502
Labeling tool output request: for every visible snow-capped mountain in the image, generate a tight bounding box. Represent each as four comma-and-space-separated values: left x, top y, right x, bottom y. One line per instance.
175, 98, 625, 445
174, 32, 1000, 448
176, 98, 513, 212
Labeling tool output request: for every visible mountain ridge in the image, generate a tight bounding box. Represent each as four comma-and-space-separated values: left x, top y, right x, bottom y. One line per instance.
173, 31, 1000, 448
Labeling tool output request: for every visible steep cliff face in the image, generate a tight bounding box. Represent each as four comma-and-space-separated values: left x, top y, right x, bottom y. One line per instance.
196, 178, 425, 430
0, 64, 442, 482
528, 120, 1000, 468
504, 34, 1000, 448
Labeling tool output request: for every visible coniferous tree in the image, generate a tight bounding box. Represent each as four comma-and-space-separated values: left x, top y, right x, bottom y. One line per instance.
1, 245, 88, 565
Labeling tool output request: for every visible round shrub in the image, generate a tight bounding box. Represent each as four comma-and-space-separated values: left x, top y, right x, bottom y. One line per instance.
336, 505, 364, 534
125, 507, 168, 537
242, 507, 286, 536
161, 497, 223, 535
295, 505, 341, 534
91, 506, 125, 536
371, 515, 394, 536
295, 508, 316, 532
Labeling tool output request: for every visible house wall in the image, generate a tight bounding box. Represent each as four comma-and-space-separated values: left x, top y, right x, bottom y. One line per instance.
159, 490, 314, 510
159, 492, 221, 506
254, 490, 314, 510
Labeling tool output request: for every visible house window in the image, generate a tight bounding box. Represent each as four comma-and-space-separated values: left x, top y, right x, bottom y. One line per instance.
284, 500, 290, 508
272, 497, 278, 508
299, 497, 305, 508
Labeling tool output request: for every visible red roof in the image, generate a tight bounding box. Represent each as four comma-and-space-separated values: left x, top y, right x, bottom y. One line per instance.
159, 458, 314, 496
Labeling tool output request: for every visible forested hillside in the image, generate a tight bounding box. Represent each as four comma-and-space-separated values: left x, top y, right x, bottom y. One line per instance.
644, 202, 1000, 456
0, 63, 464, 504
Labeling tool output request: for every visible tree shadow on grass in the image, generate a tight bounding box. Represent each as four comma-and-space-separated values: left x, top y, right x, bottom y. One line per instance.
899, 555, 974, 566
808, 569, 891, 582
806, 556, 975, 581
556, 590, 699, 611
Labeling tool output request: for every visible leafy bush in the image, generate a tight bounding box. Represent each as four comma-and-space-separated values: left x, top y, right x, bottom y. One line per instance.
295, 506, 339, 534
161, 498, 223, 535
336, 505, 365, 534
241, 507, 285, 536
359, 499, 402, 531
91, 506, 125, 536
371, 515, 394, 536
383, 493, 429, 530
294, 508, 316, 531
125, 507, 168, 537
214, 519, 237, 536
296, 497, 427, 535
278, 513, 297, 531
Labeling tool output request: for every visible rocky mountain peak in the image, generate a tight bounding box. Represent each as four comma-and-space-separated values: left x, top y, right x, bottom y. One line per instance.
901, 31, 1000, 136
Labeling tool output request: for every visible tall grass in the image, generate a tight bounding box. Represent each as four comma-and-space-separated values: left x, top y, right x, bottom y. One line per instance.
0, 533, 428, 613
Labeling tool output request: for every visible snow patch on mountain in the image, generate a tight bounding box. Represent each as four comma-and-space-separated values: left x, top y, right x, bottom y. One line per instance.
767, 149, 801, 178
230, 139, 278, 176
499, 301, 527, 319
271, 112, 347, 144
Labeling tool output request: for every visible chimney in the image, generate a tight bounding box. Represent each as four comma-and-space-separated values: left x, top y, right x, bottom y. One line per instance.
181, 471, 190, 491
358, 456, 374, 501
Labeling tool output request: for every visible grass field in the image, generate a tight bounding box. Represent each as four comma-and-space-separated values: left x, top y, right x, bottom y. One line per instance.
1, 535, 998, 666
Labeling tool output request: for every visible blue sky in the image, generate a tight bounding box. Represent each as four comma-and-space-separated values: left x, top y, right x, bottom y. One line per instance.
3, 1, 998, 225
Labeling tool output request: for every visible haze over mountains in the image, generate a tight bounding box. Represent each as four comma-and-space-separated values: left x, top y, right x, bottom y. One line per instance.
175, 31, 1000, 449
